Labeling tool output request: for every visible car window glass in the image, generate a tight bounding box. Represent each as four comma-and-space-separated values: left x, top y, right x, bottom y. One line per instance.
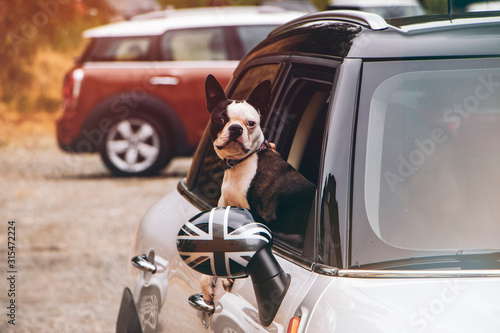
353, 59, 500, 267
90, 37, 152, 61
236, 25, 277, 55
161, 28, 228, 61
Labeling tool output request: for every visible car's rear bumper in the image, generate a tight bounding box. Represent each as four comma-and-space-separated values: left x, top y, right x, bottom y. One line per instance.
56, 112, 100, 153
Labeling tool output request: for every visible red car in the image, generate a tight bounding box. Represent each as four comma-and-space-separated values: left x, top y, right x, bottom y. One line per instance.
57, 7, 305, 176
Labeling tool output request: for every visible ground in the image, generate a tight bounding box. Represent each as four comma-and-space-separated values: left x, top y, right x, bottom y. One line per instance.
0, 111, 190, 332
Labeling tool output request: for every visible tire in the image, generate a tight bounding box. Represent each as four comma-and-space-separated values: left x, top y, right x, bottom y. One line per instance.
137, 287, 161, 333
100, 114, 171, 176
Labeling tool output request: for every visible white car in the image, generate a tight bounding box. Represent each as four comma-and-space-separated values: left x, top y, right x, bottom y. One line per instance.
117, 9, 500, 333
328, 0, 426, 18
466, 1, 500, 11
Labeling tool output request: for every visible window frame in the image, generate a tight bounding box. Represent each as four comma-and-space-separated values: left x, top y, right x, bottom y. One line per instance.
180, 56, 341, 267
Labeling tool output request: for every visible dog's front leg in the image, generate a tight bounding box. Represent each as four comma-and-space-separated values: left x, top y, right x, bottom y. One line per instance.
200, 275, 216, 304
221, 278, 234, 292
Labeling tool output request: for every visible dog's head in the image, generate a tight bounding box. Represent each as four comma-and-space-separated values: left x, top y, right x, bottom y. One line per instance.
205, 74, 271, 161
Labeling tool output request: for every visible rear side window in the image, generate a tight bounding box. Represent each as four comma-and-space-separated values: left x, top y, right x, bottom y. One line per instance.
88, 36, 153, 61
160, 28, 228, 61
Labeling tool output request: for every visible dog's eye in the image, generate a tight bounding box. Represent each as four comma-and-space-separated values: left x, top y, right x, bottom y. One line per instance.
215, 117, 225, 126
248, 121, 256, 128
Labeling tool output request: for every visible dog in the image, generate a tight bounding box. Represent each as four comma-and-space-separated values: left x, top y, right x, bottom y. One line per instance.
200, 74, 316, 305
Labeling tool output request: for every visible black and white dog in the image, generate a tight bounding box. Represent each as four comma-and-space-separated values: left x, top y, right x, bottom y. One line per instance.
205, 74, 316, 237
200, 74, 316, 304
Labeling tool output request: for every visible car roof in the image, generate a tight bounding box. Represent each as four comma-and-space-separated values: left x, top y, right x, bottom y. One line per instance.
330, 0, 422, 7
466, 1, 500, 12
130, 5, 305, 20
83, 7, 307, 38
237, 10, 500, 68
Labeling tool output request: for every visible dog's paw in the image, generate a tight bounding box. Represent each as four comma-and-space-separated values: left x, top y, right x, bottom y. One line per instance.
222, 278, 234, 292
200, 275, 215, 304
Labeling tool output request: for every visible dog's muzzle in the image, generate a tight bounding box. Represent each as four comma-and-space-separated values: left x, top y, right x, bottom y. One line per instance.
228, 124, 243, 141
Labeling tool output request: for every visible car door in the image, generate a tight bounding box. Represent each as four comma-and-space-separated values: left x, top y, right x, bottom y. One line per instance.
177, 58, 340, 332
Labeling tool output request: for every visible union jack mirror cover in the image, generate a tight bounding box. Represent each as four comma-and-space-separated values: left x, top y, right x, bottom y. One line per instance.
177, 206, 272, 278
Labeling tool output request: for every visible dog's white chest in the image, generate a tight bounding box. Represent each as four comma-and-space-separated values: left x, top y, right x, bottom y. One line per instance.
218, 155, 258, 208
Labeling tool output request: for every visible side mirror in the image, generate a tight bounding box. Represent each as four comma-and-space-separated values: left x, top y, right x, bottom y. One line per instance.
177, 206, 290, 327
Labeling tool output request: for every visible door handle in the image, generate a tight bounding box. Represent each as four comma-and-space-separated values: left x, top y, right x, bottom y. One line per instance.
188, 293, 214, 314
149, 76, 179, 86
131, 255, 156, 273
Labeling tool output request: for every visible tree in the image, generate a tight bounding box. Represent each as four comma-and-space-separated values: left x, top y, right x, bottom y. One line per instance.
0, 0, 110, 111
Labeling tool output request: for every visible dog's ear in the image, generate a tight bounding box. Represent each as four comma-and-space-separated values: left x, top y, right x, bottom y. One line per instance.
247, 80, 271, 114
205, 74, 227, 113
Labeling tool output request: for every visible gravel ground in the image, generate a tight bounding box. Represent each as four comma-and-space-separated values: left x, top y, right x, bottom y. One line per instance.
0, 115, 191, 332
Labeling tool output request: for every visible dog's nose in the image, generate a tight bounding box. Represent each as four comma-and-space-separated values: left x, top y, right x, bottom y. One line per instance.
228, 124, 243, 137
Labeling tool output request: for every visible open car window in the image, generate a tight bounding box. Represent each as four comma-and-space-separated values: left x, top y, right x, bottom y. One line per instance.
186, 62, 336, 253
268, 65, 335, 186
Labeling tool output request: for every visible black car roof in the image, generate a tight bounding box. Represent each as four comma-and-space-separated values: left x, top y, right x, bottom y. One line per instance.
236, 10, 500, 73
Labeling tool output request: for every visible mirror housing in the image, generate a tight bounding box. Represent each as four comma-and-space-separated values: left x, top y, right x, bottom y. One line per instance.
177, 206, 290, 326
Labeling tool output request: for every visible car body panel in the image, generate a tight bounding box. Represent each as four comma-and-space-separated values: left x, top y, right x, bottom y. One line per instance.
131, 189, 200, 332
305, 274, 500, 332
349, 22, 500, 59
209, 256, 316, 332
57, 61, 236, 148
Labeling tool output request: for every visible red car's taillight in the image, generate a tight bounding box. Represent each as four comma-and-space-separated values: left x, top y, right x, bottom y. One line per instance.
62, 67, 84, 107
